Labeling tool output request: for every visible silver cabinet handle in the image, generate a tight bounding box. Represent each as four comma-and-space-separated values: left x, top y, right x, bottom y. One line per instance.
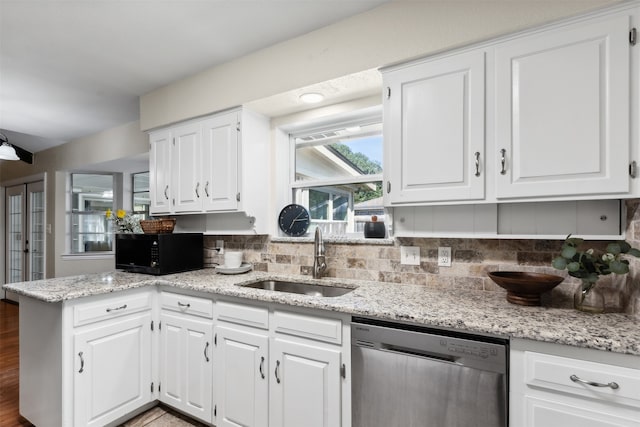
177, 302, 191, 308
259, 356, 265, 379
164, 185, 169, 200
500, 149, 507, 175
204, 181, 210, 197
195, 182, 200, 198
474, 151, 481, 177
386, 181, 391, 194
106, 304, 127, 313
570, 374, 619, 390
275, 360, 281, 384
204, 342, 210, 362
630, 161, 637, 178
78, 351, 85, 373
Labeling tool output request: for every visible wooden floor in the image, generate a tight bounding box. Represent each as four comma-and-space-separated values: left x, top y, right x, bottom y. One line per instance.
0, 300, 33, 427
0, 299, 203, 427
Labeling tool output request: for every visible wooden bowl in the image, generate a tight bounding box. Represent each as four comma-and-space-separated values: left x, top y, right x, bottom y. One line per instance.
488, 272, 565, 306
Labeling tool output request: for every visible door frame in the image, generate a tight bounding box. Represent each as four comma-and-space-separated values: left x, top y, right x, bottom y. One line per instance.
2, 173, 46, 301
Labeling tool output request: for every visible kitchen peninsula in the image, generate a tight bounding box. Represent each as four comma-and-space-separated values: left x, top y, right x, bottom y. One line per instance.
5, 269, 640, 427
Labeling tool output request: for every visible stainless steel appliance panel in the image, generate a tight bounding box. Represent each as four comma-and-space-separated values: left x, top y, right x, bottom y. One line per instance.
352, 318, 508, 427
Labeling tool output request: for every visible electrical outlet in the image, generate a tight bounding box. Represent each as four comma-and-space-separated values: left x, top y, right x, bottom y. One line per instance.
400, 246, 420, 265
438, 247, 452, 267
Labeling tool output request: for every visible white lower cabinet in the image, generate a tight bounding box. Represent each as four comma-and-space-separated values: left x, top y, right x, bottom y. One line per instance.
270, 337, 342, 427
215, 300, 350, 427
510, 339, 640, 427
74, 311, 153, 427
216, 323, 269, 427
159, 298, 214, 423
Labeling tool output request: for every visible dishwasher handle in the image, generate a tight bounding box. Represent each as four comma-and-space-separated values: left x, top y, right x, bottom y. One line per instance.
364, 341, 458, 363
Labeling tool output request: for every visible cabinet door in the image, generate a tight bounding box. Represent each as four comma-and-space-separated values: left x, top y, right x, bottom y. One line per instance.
495, 14, 630, 199
270, 337, 342, 427
173, 122, 203, 213
201, 112, 239, 211
150, 130, 173, 214
385, 49, 485, 204
159, 312, 213, 423
216, 324, 269, 427
74, 312, 152, 427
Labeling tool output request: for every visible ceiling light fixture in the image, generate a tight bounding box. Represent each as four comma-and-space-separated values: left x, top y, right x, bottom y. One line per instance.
299, 92, 324, 104
0, 132, 20, 161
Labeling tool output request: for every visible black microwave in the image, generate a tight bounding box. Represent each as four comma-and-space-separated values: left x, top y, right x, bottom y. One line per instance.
115, 233, 203, 275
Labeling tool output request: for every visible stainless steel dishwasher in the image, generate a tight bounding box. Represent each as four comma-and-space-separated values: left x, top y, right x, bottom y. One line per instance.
351, 317, 508, 427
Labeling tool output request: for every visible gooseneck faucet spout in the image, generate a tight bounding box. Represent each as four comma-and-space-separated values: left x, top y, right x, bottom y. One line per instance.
313, 227, 327, 279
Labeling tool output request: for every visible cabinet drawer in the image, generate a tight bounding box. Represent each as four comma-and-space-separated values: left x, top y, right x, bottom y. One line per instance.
273, 310, 342, 344
74, 293, 152, 327
217, 300, 268, 329
524, 351, 640, 408
160, 292, 213, 319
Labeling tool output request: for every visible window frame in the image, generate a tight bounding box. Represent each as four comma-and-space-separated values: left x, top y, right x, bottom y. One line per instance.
286, 106, 384, 237
68, 172, 115, 255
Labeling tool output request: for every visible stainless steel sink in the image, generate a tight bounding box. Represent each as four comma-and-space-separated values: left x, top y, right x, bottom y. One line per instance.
240, 280, 354, 297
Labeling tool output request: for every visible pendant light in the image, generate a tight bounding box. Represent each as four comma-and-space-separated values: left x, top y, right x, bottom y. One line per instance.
0, 132, 20, 161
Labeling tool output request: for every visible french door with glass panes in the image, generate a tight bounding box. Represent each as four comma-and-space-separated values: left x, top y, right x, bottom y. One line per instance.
5, 181, 45, 301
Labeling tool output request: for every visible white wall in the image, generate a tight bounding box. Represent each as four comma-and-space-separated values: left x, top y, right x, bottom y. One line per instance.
140, 0, 619, 130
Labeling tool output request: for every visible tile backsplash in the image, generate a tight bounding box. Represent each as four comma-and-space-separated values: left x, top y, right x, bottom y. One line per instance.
204, 200, 640, 315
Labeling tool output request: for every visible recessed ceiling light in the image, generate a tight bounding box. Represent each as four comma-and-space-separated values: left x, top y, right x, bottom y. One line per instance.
299, 92, 324, 104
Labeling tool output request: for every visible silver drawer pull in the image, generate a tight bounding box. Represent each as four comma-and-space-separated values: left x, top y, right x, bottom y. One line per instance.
78, 351, 85, 373
259, 356, 265, 379
570, 374, 619, 390
106, 304, 127, 313
177, 302, 191, 308
474, 151, 481, 177
204, 342, 210, 362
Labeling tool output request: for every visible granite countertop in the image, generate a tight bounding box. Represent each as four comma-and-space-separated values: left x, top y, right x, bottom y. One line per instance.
4, 268, 639, 356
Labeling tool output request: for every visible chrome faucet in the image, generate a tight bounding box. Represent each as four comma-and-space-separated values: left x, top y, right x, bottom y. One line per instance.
313, 226, 327, 279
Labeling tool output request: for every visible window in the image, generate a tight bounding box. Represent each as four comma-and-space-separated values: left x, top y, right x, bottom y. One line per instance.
70, 173, 114, 253
291, 114, 383, 236
132, 171, 150, 219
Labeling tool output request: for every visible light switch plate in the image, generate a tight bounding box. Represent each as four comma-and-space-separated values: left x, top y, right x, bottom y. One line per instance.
438, 247, 452, 267
400, 246, 420, 265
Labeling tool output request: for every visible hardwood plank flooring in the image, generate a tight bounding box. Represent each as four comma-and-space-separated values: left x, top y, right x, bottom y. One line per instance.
0, 300, 33, 427
0, 300, 203, 427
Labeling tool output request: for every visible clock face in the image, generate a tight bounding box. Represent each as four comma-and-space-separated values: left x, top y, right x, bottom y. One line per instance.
278, 204, 311, 236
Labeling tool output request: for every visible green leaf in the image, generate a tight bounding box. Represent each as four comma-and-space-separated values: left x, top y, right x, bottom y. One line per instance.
567, 261, 581, 272
552, 257, 567, 270
619, 241, 631, 253
628, 248, 640, 258
561, 246, 577, 259
606, 243, 621, 255
609, 260, 630, 275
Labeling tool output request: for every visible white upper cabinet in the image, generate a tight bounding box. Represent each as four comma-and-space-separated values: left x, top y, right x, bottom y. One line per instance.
201, 112, 240, 212
173, 122, 203, 213
149, 129, 173, 214
384, 49, 486, 204
148, 107, 269, 228
383, 6, 636, 207
495, 13, 631, 199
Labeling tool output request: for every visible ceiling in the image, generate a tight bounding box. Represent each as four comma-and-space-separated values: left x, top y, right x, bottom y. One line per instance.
0, 0, 389, 154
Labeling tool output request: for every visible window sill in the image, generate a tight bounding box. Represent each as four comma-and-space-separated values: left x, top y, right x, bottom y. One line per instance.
270, 236, 394, 245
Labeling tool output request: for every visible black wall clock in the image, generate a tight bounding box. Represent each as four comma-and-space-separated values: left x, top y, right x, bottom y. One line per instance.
278, 204, 311, 236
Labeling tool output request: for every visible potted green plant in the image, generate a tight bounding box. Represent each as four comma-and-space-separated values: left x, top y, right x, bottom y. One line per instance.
552, 235, 640, 313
